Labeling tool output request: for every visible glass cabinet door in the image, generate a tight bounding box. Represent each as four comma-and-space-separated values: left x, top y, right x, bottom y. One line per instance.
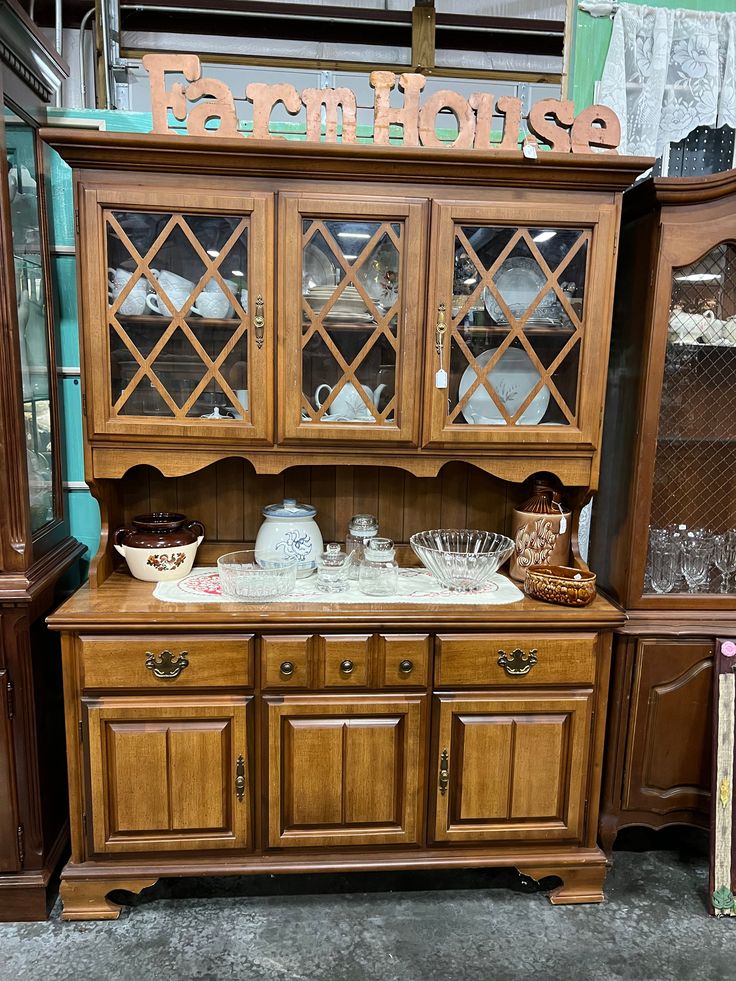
279, 195, 427, 444
423, 201, 615, 447
641, 241, 736, 601
5, 104, 56, 533
81, 187, 273, 442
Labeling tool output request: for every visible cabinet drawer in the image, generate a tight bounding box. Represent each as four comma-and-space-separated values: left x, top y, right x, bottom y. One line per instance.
79, 634, 253, 690
261, 636, 312, 688
435, 633, 597, 687
379, 635, 429, 687
261, 633, 430, 689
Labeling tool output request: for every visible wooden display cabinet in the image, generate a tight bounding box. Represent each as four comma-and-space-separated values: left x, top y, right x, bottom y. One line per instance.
43, 127, 649, 919
0, 1, 85, 921
592, 171, 736, 848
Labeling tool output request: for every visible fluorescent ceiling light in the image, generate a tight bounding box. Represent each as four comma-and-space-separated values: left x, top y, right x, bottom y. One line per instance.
533, 231, 556, 243
207, 249, 220, 258
674, 273, 721, 282
231, 270, 244, 277
337, 231, 371, 240
343, 255, 358, 260
463, 277, 477, 285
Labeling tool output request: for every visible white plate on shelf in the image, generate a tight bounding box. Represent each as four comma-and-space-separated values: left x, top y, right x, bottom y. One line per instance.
459, 347, 550, 425
303, 244, 337, 291
482, 258, 547, 322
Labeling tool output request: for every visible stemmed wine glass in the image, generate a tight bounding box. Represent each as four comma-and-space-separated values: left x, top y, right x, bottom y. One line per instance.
714, 530, 736, 593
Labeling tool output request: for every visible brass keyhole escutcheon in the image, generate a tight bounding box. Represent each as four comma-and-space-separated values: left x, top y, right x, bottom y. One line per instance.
438, 749, 449, 795
340, 659, 355, 675
280, 661, 295, 677
235, 755, 246, 802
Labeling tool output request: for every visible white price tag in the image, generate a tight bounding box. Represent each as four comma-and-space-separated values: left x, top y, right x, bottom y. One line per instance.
435, 368, 448, 389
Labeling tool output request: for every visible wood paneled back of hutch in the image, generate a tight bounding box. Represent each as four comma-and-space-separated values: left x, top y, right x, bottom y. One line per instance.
44, 128, 650, 918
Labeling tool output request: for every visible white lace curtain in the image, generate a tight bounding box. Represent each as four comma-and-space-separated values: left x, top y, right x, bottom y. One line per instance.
583, 2, 736, 157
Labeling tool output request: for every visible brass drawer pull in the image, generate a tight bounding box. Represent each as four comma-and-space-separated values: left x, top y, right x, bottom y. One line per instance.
254, 294, 265, 349
340, 659, 355, 675
145, 649, 189, 680
497, 648, 538, 676
280, 660, 295, 677
439, 749, 449, 796
235, 755, 245, 802
399, 659, 414, 675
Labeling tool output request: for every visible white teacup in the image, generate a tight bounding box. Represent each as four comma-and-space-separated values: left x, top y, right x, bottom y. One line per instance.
151, 269, 195, 293
669, 308, 714, 344
191, 291, 231, 319
702, 314, 725, 344
146, 289, 190, 315
108, 267, 148, 316
203, 279, 235, 317
232, 388, 249, 419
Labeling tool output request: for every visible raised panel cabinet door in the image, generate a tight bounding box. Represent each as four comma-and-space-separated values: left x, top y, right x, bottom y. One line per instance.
432, 692, 593, 843
84, 695, 252, 854
622, 639, 713, 815
266, 694, 426, 847
422, 199, 618, 450
78, 183, 274, 443
278, 193, 428, 445
0, 667, 19, 871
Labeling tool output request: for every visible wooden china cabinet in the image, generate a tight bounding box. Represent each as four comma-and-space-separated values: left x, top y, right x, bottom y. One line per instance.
0, 1, 84, 921
43, 127, 649, 919
592, 171, 736, 850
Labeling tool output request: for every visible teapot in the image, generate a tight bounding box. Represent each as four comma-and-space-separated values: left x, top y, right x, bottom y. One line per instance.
314, 382, 387, 420
114, 512, 205, 582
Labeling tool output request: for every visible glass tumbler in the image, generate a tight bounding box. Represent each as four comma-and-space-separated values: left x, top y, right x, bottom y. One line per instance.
358, 537, 399, 597
649, 541, 680, 594
679, 539, 712, 592
316, 543, 352, 593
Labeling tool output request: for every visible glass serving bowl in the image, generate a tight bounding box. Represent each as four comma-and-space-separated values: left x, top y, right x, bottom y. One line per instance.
217, 549, 297, 601
409, 529, 515, 592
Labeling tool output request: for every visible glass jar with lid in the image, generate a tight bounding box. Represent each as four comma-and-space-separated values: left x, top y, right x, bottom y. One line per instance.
346, 513, 379, 580
358, 537, 399, 596
316, 543, 353, 593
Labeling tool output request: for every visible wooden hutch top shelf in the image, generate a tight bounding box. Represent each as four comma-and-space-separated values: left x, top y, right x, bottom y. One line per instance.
43, 128, 651, 490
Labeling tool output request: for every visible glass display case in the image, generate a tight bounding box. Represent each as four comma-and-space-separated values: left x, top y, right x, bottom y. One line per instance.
644, 245, 736, 596
5, 104, 56, 532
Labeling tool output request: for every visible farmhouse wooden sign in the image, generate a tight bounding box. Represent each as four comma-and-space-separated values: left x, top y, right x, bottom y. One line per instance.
142, 54, 621, 155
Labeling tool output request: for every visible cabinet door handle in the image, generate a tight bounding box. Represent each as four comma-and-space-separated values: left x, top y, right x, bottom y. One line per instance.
235, 755, 246, 802
145, 649, 189, 679
280, 660, 295, 677
435, 302, 447, 359
254, 294, 265, 349
439, 749, 449, 796
497, 648, 538, 676
399, 659, 414, 675
340, 659, 355, 675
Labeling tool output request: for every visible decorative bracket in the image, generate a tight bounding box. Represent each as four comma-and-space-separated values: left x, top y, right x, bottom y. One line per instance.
145, 649, 189, 679
497, 648, 538, 676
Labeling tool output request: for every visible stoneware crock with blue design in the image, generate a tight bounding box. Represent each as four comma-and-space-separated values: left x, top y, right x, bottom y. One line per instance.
255, 499, 323, 578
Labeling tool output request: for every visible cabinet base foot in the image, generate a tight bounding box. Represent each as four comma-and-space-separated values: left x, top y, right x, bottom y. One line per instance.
60, 875, 159, 921
517, 863, 607, 905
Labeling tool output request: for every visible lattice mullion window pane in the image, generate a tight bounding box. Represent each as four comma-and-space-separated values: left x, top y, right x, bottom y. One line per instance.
301, 216, 404, 427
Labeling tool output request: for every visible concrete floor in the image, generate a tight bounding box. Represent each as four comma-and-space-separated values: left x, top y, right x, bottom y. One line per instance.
1, 830, 734, 981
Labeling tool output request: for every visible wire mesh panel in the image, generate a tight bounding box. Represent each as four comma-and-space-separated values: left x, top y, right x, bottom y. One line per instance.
645, 243, 736, 596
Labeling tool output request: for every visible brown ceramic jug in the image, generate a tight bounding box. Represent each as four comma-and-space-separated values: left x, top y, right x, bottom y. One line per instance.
113, 512, 205, 582
510, 480, 571, 581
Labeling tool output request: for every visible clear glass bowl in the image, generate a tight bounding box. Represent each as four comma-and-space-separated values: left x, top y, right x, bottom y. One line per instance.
217, 550, 297, 601
409, 529, 515, 592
